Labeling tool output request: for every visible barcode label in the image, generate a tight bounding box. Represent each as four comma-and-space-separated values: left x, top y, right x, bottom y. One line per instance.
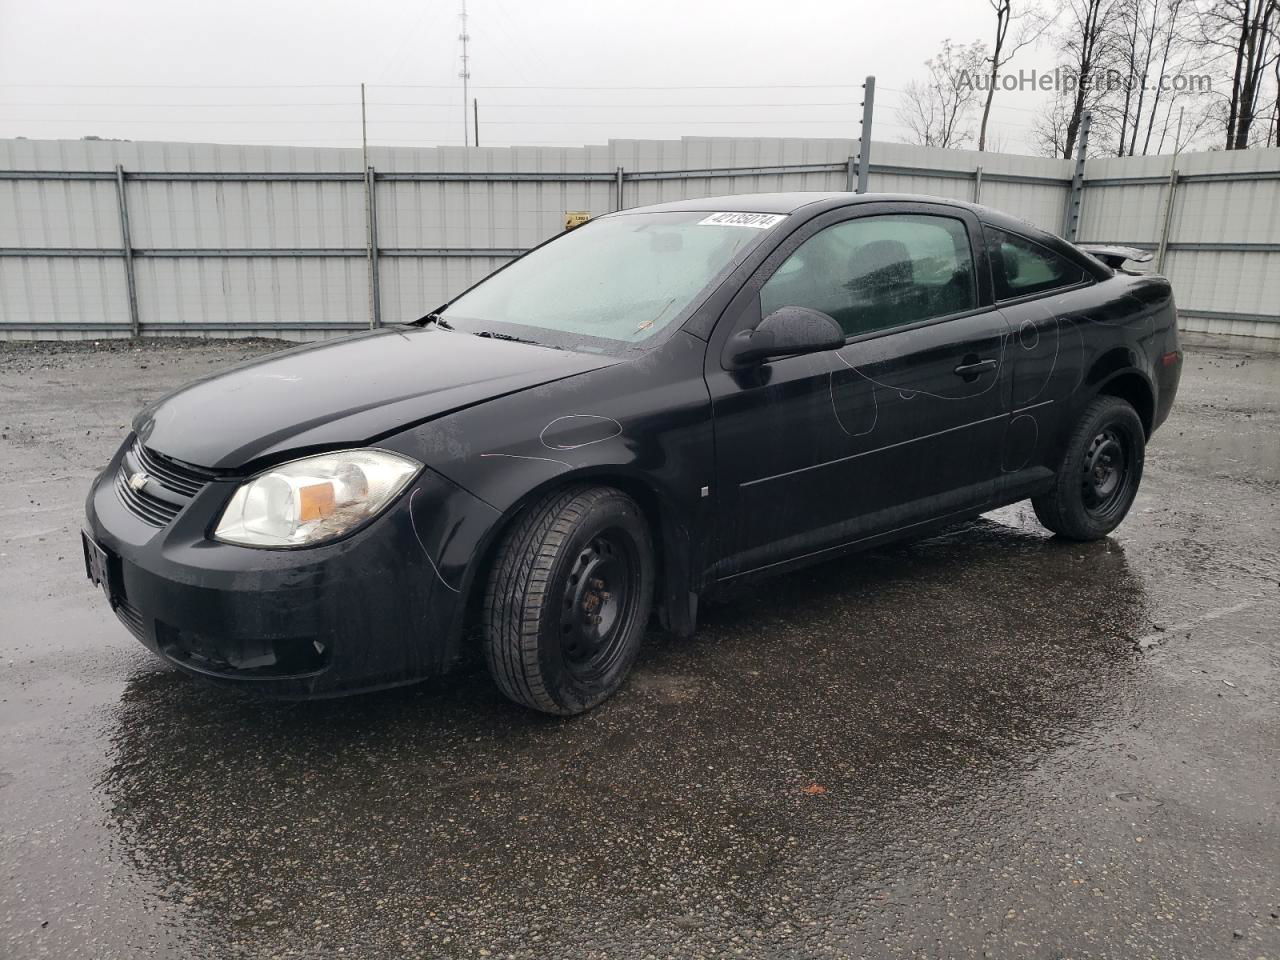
697, 212, 787, 229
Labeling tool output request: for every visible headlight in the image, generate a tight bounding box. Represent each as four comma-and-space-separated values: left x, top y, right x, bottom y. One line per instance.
213, 449, 420, 548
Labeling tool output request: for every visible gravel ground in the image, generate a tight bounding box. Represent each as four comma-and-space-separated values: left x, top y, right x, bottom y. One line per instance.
1, 335, 1277, 960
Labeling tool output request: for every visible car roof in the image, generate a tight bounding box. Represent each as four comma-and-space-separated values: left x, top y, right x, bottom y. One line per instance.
608, 191, 1000, 219
606, 191, 1070, 247
614, 192, 851, 215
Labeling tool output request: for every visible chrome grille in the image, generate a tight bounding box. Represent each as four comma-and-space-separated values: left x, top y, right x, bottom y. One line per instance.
114, 440, 215, 527
115, 468, 181, 525
133, 441, 209, 498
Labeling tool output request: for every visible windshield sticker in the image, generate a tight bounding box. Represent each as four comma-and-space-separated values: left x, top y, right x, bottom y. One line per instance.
697, 212, 787, 229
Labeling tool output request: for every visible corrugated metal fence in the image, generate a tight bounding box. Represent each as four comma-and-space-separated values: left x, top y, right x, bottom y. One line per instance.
2, 136, 1277, 340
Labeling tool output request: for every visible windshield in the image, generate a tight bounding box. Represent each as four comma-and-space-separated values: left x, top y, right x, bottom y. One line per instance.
439, 210, 784, 354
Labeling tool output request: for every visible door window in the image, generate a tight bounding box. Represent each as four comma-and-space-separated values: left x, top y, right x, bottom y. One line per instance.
986, 227, 1089, 300
759, 214, 976, 337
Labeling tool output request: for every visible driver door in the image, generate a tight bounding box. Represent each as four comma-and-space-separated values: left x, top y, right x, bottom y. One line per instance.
704, 203, 1011, 581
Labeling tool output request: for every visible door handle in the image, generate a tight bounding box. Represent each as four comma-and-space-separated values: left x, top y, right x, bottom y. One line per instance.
953, 358, 997, 379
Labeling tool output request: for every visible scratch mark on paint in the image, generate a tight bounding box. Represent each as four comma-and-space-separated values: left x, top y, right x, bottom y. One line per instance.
1066, 316, 1088, 395
408, 488, 461, 593
1018, 318, 1041, 350
1014, 305, 1062, 406
1012, 399, 1054, 415
539, 414, 623, 450
835, 331, 1008, 402
829, 351, 879, 438
1001, 412, 1039, 473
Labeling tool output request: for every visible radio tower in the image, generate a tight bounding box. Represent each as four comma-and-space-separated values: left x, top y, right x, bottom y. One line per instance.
458, 0, 471, 146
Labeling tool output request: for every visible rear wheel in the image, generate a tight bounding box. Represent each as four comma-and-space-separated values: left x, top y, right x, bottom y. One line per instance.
482, 485, 654, 715
1032, 395, 1145, 541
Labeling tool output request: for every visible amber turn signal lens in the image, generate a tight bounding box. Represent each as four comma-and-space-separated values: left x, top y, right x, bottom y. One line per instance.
298, 482, 337, 521
214, 449, 420, 548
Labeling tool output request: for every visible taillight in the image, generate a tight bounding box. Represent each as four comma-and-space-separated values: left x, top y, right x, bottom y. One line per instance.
1160, 350, 1181, 368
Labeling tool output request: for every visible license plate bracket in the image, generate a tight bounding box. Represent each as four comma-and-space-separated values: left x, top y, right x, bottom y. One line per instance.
82, 530, 117, 602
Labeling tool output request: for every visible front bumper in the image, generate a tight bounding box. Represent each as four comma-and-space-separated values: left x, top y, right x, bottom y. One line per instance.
85, 438, 500, 698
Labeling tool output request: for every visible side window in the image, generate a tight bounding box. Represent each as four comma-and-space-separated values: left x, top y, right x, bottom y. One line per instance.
760, 214, 977, 337
986, 227, 1089, 300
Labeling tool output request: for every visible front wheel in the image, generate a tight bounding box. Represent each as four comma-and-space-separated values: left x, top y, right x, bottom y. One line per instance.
482, 485, 654, 715
1032, 396, 1146, 541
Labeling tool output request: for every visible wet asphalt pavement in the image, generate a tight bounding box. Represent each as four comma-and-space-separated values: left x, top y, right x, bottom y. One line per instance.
1, 335, 1277, 959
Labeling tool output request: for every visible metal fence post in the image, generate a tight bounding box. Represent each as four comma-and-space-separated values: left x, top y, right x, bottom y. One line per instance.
856, 76, 875, 194
1155, 167, 1179, 273
1063, 111, 1091, 241
6, 153, 1280, 342
614, 166, 625, 212
365, 165, 381, 328
114, 164, 140, 337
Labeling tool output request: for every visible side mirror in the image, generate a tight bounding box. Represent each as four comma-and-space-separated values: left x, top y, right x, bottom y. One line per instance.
724, 306, 845, 368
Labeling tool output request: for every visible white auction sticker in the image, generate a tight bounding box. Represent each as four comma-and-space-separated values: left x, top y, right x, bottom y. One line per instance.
697, 212, 787, 229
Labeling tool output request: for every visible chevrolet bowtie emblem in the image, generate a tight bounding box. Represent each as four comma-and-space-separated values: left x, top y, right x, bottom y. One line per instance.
128, 471, 149, 493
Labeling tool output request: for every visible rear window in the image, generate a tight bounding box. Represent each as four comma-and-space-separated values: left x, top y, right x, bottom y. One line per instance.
986, 227, 1089, 300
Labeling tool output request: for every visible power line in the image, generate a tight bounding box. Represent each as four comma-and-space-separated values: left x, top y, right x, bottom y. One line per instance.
0, 118, 873, 125
0, 81, 868, 90
0, 83, 363, 89
0, 100, 865, 108
0, 102, 366, 108
876, 86, 1047, 115
386, 83, 868, 90
379, 100, 866, 108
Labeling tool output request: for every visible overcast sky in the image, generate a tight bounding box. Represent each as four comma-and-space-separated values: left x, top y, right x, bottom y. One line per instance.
0, 0, 1054, 154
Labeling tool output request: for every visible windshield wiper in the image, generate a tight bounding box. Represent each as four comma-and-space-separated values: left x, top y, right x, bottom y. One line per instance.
421, 312, 454, 330
473, 330, 543, 345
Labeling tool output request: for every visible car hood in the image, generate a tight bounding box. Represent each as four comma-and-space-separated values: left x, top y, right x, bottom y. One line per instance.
133, 326, 616, 470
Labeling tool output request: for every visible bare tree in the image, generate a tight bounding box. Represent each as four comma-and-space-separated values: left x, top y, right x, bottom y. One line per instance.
1057, 0, 1122, 156
1135, 0, 1193, 153
1035, 74, 1120, 156
1098, 0, 1213, 156
1026, 0, 1275, 153
1197, 0, 1279, 148
897, 39, 989, 147
983, 127, 1014, 152
1163, 102, 1219, 151
1273, 31, 1280, 144
1112, 0, 1155, 154
978, 0, 1053, 150
1033, 84, 1077, 155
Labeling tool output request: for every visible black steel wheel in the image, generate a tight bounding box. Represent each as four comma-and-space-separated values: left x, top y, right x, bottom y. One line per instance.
1080, 425, 1135, 522
482, 485, 654, 715
1033, 395, 1145, 541
557, 530, 643, 685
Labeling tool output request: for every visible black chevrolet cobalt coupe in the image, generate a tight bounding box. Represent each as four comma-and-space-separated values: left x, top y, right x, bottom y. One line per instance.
84, 193, 1182, 714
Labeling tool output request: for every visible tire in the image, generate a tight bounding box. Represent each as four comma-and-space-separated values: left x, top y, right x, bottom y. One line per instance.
1032, 395, 1146, 541
481, 485, 655, 715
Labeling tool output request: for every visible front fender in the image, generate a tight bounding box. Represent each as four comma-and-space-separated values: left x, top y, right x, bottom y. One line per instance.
385, 333, 714, 635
